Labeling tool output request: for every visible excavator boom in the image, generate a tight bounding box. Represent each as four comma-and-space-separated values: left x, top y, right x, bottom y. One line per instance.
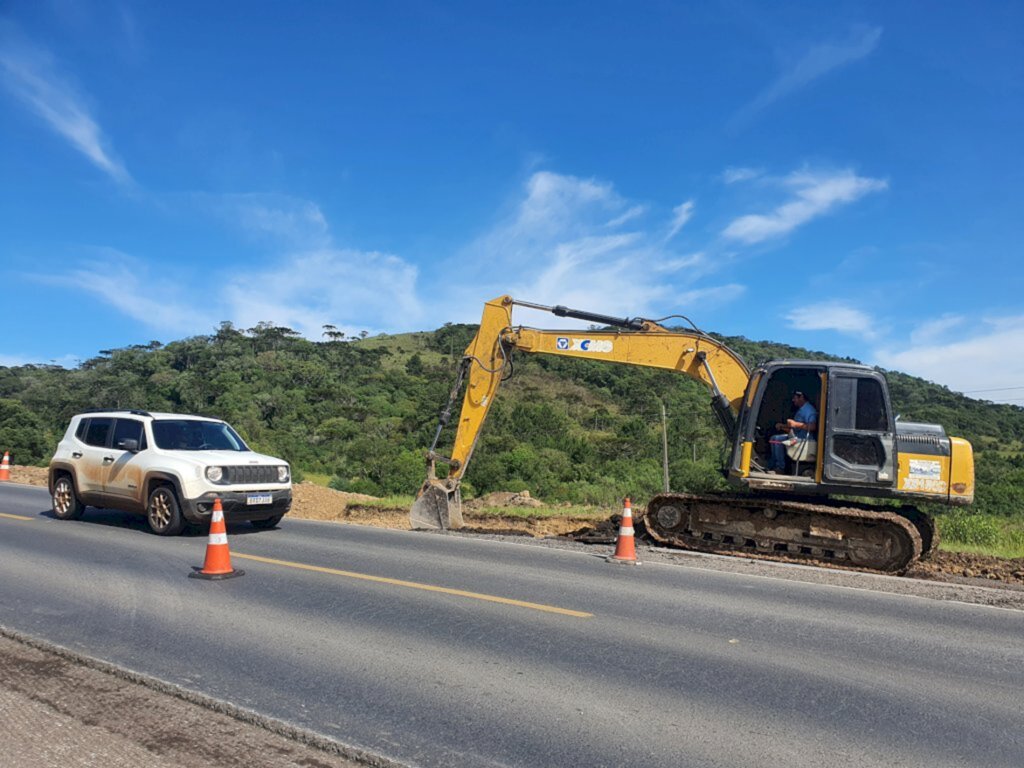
411, 295, 750, 529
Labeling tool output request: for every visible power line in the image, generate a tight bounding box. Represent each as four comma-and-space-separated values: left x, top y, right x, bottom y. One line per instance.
961, 385, 1024, 393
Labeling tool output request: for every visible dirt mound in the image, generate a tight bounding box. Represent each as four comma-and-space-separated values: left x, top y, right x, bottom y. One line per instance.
6, 465, 48, 487
463, 490, 544, 511
907, 550, 1024, 586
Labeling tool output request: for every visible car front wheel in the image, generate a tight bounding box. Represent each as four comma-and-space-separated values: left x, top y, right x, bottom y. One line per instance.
51, 474, 85, 520
147, 486, 185, 536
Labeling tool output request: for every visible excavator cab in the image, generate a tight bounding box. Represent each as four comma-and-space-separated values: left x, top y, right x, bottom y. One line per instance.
730, 361, 898, 495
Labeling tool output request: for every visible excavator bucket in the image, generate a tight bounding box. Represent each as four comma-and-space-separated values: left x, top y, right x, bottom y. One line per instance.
410, 480, 464, 530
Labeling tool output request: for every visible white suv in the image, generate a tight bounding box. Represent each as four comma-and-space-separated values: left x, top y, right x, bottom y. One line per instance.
49, 410, 292, 535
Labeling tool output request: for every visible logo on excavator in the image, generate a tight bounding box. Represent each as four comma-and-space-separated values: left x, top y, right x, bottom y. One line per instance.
571, 338, 613, 353
556, 337, 569, 350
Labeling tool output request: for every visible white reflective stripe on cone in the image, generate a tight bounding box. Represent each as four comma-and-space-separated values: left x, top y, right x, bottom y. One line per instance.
208, 532, 228, 545
619, 527, 635, 536
211, 509, 224, 523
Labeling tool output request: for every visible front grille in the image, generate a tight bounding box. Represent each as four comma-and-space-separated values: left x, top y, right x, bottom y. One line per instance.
224, 465, 279, 484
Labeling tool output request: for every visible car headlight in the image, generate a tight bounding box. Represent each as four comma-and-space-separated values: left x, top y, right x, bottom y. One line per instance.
205, 466, 224, 482
277, 466, 289, 483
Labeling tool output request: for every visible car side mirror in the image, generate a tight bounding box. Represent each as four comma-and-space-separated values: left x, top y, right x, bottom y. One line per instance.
117, 438, 140, 453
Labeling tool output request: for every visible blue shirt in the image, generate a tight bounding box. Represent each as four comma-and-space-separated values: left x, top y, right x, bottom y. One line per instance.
793, 402, 818, 439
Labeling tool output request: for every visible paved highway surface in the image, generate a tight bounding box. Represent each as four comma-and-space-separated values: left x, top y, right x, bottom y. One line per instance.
1, 483, 1022, 767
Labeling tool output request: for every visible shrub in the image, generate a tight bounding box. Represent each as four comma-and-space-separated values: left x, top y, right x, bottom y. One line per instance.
939, 510, 1003, 547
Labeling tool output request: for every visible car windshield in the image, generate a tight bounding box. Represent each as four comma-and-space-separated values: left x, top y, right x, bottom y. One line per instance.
151, 420, 250, 451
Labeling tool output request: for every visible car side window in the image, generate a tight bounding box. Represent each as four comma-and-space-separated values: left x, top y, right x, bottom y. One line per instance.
112, 419, 146, 451
75, 419, 90, 441
84, 418, 113, 447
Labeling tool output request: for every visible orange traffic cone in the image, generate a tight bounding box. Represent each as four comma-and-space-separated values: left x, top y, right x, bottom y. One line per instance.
0, 452, 10, 482
607, 497, 640, 565
188, 498, 244, 580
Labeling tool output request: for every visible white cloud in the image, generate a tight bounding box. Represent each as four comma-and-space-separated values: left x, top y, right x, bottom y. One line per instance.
0, 31, 131, 184
733, 25, 883, 126
876, 316, 1024, 404
665, 200, 695, 241
721, 167, 763, 184
722, 169, 887, 244
786, 301, 876, 338
909, 314, 965, 345
38, 249, 213, 334
202, 193, 330, 248
445, 172, 743, 324
224, 248, 421, 338
605, 205, 646, 228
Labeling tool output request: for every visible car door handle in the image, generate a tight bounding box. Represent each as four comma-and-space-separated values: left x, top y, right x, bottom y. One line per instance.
72, 452, 83, 459
103, 456, 115, 464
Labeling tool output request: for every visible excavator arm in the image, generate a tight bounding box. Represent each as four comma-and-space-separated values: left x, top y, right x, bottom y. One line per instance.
410, 295, 751, 529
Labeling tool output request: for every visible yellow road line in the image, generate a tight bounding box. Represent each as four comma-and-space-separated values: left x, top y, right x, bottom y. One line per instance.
0, 512, 33, 521
232, 552, 593, 618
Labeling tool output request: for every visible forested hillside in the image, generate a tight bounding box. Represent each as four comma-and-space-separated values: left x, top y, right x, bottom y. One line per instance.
1, 321, 1022, 518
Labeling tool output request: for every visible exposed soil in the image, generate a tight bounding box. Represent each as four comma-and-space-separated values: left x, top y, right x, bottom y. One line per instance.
8, 464, 1023, 588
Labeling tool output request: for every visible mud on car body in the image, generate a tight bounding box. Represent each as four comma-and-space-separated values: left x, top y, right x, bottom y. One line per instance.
48, 410, 292, 535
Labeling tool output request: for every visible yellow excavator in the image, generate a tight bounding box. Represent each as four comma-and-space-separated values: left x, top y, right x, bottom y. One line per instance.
411, 295, 975, 572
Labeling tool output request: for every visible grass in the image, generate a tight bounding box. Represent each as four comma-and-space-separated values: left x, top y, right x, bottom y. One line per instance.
937, 511, 1024, 559
300, 472, 333, 487
347, 495, 416, 509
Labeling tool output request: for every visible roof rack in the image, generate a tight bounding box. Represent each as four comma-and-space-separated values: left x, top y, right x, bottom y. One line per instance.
80, 409, 152, 417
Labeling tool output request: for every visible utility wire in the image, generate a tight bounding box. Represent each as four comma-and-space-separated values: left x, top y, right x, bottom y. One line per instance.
961, 385, 1024, 393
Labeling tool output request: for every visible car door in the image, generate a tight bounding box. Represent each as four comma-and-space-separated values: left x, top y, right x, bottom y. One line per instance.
76, 417, 114, 495
823, 371, 897, 488
104, 418, 147, 501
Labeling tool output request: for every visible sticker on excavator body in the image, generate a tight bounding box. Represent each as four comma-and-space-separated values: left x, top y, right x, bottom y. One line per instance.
565, 339, 613, 353
908, 459, 941, 478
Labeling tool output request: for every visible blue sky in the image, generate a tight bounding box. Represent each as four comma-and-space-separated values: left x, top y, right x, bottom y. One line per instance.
1, 1, 1022, 402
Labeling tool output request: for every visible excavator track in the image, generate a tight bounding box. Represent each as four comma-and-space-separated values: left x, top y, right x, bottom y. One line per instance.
644, 493, 923, 573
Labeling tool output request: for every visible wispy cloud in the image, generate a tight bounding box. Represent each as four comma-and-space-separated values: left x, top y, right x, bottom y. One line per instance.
224, 248, 422, 338
37, 249, 210, 333
665, 200, 695, 241
201, 193, 331, 248
876, 315, 1024, 403
909, 314, 965, 345
721, 167, 763, 184
722, 168, 887, 244
0, 28, 131, 184
786, 301, 877, 339
446, 171, 743, 324
732, 25, 883, 127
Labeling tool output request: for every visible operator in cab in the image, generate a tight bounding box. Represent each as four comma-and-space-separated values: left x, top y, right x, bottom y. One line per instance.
766, 390, 818, 473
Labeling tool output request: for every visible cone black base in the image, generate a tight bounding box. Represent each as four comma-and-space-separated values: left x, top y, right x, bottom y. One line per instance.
189, 568, 245, 580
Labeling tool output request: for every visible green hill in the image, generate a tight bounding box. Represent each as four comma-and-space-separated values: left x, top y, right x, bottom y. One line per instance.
1, 321, 1022, 528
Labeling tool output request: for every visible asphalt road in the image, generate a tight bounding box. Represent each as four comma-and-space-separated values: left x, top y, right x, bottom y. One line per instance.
1, 483, 1022, 768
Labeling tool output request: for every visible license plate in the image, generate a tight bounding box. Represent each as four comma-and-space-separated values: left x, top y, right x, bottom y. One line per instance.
246, 493, 273, 505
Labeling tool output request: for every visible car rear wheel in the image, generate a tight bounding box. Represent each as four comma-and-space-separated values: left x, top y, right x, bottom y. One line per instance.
147, 486, 185, 536
51, 474, 85, 520
250, 514, 284, 530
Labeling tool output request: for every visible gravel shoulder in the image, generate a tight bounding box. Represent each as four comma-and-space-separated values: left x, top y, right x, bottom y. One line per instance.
0, 629, 392, 768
